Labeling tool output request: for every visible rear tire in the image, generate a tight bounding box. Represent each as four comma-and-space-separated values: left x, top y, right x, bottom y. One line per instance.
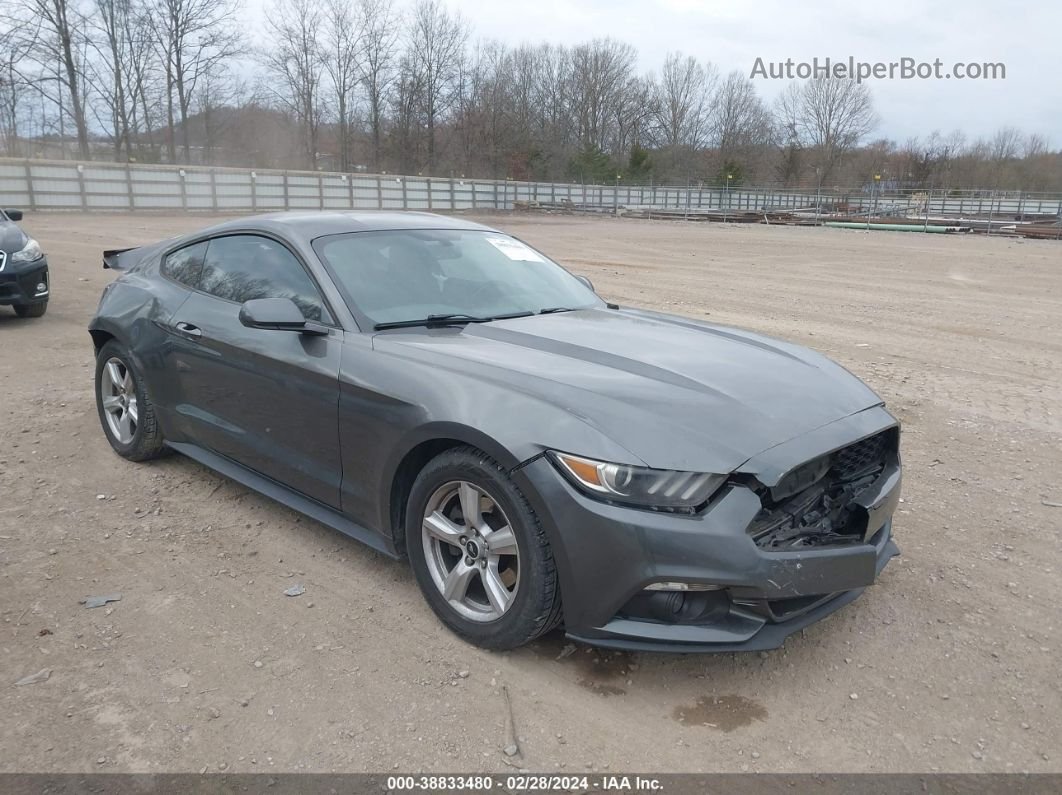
406, 446, 563, 649
94, 340, 168, 461
14, 301, 47, 318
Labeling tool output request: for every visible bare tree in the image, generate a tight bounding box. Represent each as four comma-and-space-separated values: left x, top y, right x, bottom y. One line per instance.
1022, 133, 1048, 160
988, 126, 1023, 163
0, 14, 40, 156
406, 0, 468, 174
933, 129, 966, 188
195, 66, 246, 163
149, 0, 240, 163
568, 39, 637, 153
453, 40, 514, 177
893, 130, 966, 188
357, 0, 400, 171
708, 70, 773, 182
650, 53, 714, 152
88, 0, 146, 160
503, 44, 537, 163
1019, 132, 1052, 191
776, 77, 876, 182
115, 0, 164, 159
321, 0, 360, 171
15, 0, 92, 158
261, 0, 326, 168
390, 51, 422, 171
531, 43, 573, 177
986, 126, 1024, 188
612, 75, 651, 163
712, 72, 769, 157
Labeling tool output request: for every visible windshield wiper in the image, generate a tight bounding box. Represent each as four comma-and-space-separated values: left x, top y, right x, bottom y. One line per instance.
374, 313, 487, 330
374, 311, 533, 331
538, 306, 576, 315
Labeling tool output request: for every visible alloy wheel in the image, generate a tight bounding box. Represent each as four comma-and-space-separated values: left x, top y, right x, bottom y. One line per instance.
100, 357, 138, 445
421, 480, 521, 622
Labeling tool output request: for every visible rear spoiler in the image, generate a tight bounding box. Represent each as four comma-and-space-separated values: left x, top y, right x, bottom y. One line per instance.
103, 247, 139, 271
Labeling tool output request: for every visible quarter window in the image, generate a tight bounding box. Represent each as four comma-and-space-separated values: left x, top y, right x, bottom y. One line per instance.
161, 241, 208, 288
199, 235, 331, 322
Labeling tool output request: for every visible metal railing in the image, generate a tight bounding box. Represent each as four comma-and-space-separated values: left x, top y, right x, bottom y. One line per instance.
2, 158, 1061, 221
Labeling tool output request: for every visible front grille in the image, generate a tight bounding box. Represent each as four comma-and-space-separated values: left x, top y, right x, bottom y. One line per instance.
834, 432, 889, 481
747, 430, 895, 551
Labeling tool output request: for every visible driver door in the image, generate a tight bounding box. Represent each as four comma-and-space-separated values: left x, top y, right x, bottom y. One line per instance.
163, 234, 343, 508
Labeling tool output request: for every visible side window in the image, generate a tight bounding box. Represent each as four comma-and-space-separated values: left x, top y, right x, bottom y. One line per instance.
161, 241, 208, 288
199, 235, 331, 323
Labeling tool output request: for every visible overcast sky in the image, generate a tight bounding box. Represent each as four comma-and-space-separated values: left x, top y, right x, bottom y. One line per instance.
249, 0, 1059, 144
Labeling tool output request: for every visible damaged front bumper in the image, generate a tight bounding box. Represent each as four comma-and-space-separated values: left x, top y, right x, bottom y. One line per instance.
512, 405, 901, 653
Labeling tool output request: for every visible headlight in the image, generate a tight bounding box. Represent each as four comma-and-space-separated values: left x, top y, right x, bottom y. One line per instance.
548, 451, 727, 511
11, 238, 43, 264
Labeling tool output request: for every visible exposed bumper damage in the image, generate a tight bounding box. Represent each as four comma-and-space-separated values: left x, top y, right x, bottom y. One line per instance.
513, 405, 901, 653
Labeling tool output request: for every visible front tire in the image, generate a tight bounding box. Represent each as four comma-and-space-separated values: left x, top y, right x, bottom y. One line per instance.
14, 301, 47, 318
94, 340, 167, 461
406, 447, 563, 649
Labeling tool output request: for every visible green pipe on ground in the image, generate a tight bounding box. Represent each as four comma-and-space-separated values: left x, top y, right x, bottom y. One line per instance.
822, 221, 969, 233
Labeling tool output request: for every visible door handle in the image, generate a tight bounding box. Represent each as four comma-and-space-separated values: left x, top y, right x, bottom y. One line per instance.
174, 321, 202, 340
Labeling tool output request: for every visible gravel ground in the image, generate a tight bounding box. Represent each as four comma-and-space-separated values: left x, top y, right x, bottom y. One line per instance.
1, 211, 1060, 774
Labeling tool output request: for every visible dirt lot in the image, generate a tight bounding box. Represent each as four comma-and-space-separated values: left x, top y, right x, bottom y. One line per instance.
1, 212, 1060, 774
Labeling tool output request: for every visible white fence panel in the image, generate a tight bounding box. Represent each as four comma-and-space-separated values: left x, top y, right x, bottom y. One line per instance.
254, 174, 285, 211
404, 178, 429, 210
3, 157, 1061, 221
0, 163, 31, 206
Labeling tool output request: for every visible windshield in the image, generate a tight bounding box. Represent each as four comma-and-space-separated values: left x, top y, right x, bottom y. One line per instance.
313, 229, 601, 326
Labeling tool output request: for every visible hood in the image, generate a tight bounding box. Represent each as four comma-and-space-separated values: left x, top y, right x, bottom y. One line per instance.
0, 220, 28, 255
376, 307, 882, 473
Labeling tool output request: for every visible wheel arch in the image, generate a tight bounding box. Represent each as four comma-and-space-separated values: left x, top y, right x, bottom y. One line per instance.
89, 327, 118, 356
88, 312, 136, 356
383, 423, 524, 556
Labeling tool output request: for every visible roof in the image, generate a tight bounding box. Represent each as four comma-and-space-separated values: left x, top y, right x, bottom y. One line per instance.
192, 211, 498, 243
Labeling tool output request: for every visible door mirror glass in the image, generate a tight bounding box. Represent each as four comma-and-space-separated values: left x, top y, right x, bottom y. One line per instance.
4, 208, 23, 221
239, 297, 326, 335
575, 274, 595, 292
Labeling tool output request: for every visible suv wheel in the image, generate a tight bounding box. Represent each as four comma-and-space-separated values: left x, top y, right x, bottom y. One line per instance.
14, 301, 47, 318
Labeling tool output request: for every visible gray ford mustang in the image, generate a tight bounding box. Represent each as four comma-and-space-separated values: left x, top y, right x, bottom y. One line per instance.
89, 212, 900, 652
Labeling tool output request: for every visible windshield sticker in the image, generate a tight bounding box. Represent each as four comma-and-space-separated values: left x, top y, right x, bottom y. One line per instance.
487, 236, 545, 262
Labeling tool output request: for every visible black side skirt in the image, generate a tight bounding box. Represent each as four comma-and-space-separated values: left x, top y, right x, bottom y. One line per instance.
167, 441, 399, 559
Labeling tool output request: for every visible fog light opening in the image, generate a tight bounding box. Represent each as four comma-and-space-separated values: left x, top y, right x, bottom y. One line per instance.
652, 591, 687, 622
644, 581, 724, 592
619, 584, 733, 626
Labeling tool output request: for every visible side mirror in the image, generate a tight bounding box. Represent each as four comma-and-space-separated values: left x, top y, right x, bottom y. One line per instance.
4, 208, 23, 221
238, 297, 327, 335
575, 275, 595, 292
